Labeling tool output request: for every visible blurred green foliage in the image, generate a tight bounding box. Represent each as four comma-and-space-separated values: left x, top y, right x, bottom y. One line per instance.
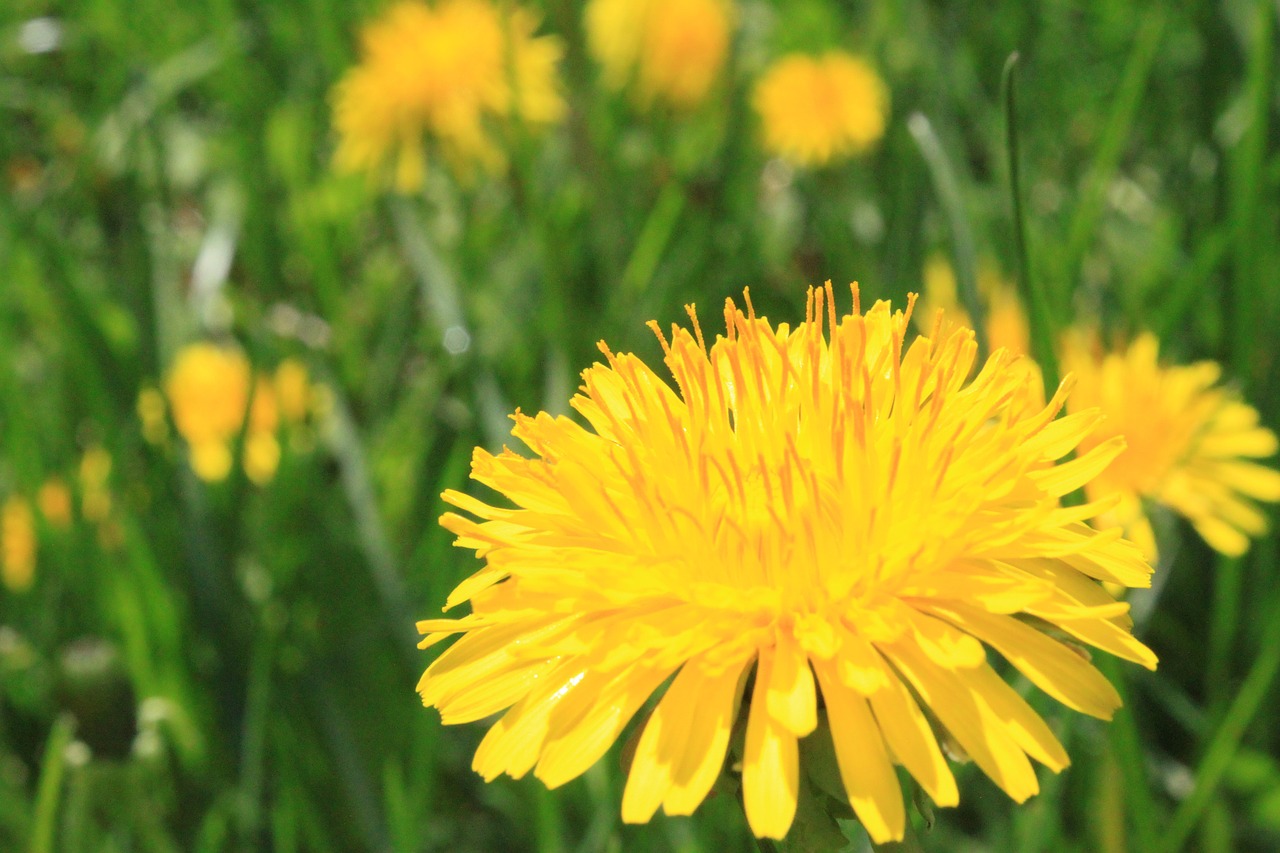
1, 0, 1280, 850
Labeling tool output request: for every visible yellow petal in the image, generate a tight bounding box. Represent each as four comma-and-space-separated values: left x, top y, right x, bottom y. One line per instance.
905, 607, 986, 669
1189, 514, 1250, 556
1024, 409, 1104, 460
664, 657, 751, 815
472, 659, 595, 781
886, 642, 1039, 803
439, 660, 557, 724
1199, 427, 1278, 459
813, 660, 906, 843
836, 628, 891, 694
1030, 436, 1127, 496
766, 636, 818, 736
964, 663, 1069, 771
866, 663, 958, 807
536, 662, 677, 789
622, 656, 743, 824
927, 603, 1122, 720
742, 656, 799, 839
1215, 461, 1280, 501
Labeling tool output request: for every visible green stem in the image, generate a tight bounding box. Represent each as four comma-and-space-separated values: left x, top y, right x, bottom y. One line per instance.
1205, 554, 1242, 717
1099, 657, 1158, 850
1228, 0, 1274, 380
29, 715, 76, 853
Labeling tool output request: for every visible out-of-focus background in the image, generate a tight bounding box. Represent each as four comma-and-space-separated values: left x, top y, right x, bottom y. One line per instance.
2, 0, 1279, 850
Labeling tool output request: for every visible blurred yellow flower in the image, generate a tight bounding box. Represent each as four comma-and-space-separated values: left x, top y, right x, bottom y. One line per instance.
1063, 332, 1280, 560
166, 343, 252, 483
586, 0, 733, 108
245, 379, 282, 486
332, 0, 566, 190
418, 285, 1155, 842
162, 343, 304, 485
2, 497, 36, 592
275, 358, 312, 423
918, 255, 1030, 357
37, 478, 74, 530
79, 446, 113, 523
137, 387, 169, 445
753, 51, 888, 167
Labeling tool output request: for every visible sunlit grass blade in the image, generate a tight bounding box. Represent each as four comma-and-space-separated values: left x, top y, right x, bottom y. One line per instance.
29, 715, 76, 853
907, 112, 986, 360
1227, 0, 1275, 379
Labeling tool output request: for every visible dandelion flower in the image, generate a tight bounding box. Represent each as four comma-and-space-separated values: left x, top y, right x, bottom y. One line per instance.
918, 255, 1030, 358
418, 284, 1157, 842
332, 0, 566, 190
275, 358, 313, 423
753, 52, 888, 168
586, 0, 733, 109
79, 446, 113, 523
163, 343, 294, 485
2, 496, 36, 592
166, 343, 252, 483
1062, 331, 1280, 560
37, 478, 73, 530
137, 387, 169, 445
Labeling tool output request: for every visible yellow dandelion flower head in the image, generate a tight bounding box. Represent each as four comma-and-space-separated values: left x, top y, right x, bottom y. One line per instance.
163, 343, 287, 485
918, 255, 1031, 358
419, 284, 1158, 842
332, 0, 566, 190
1062, 330, 1280, 560
137, 386, 169, 445
2, 496, 36, 593
245, 376, 282, 485
753, 51, 888, 168
79, 446, 113, 523
165, 343, 252, 482
586, 0, 734, 109
274, 358, 313, 424
37, 478, 74, 530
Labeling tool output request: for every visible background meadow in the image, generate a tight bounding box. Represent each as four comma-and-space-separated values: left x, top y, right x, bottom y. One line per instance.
2, 0, 1280, 850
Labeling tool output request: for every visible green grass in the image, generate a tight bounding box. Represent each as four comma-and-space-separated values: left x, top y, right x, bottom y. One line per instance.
2, 0, 1280, 850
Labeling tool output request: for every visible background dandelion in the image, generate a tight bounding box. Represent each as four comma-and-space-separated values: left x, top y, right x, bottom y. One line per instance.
753, 52, 889, 168
586, 0, 734, 109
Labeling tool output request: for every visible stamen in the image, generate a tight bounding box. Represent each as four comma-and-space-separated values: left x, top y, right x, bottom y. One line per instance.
646, 320, 671, 356
685, 304, 706, 352
903, 291, 919, 328
824, 280, 837, 335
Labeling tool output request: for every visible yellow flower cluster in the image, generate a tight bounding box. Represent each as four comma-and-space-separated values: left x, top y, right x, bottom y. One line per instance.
1063, 332, 1280, 560
918, 255, 1031, 358
419, 285, 1156, 842
3, 467, 110, 592
586, 0, 734, 108
332, 0, 566, 189
159, 344, 317, 485
753, 52, 889, 168
37, 478, 73, 530
921, 261, 1280, 560
2, 496, 36, 592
